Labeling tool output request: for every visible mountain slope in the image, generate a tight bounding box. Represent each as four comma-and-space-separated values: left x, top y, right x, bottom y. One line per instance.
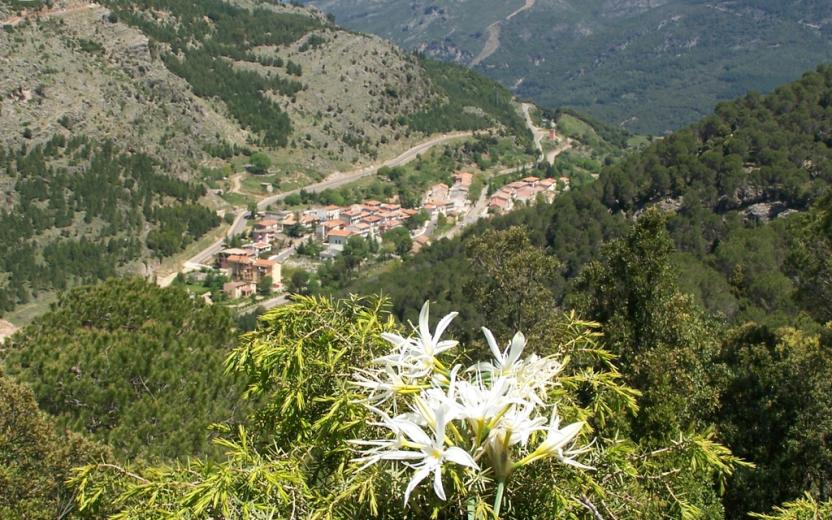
0, 0, 525, 175
308, 0, 832, 134
0, 0, 530, 318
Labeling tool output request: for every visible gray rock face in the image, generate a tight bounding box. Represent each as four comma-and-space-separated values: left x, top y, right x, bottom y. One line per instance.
744, 201, 789, 224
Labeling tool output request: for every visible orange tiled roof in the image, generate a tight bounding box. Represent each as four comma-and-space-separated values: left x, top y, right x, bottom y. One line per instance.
227, 255, 254, 265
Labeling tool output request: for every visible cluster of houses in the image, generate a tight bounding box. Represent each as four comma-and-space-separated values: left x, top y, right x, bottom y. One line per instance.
243, 202, 420, 250
422, 172, 474, 217
488, 175, 569, 213
208, 171, 556, 299
216, 245, 282, 300
315, 201, 421, 250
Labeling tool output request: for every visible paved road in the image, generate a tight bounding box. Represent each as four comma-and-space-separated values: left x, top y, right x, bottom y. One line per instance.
256, 131, 474, 210
158, 131, 475, 286
521, 102, 572, 166
521, 102, 547, 162
440, 189, 489, 240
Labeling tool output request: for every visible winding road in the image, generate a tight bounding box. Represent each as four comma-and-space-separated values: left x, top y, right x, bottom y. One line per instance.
157, 131, 475, 286
521, 102, 571, 166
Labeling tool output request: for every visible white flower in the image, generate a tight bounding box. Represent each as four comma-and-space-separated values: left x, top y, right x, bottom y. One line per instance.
352, 306, 596, 506
352, 409, 478, 504
455, 371, 522, 436
350, 408, 408, 471
485, 403, 547, 480
482, 328, 527, 375
491, 403, 547, 448
400, 411, 478, 504
413, 365, 464, 429
352, 365, 424, 407
519, 409, 594, 470
511, 354, 564, 406
379, 301, 458, 377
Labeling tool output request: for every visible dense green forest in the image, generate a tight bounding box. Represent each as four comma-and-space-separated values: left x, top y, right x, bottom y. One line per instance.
1, 279, 245, 461
0, 136, 218, 314
0, 373, 109, 520
406, 59, 531, 140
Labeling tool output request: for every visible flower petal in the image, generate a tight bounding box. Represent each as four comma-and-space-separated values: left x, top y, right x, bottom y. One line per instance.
393, 419, 432, 447
482, 327, 502, 362
418, 301, 431, 344
433, 466, 446, 501
378, 450, 425, 461
433, 311, 458, 345
444, 446, 479, 469
559, 456, 596, 471
551, 421, 584, 451
380, 332, 409, 348
434, 340, 459, 354
507, 331, 526, 366
404, 465, 431, 505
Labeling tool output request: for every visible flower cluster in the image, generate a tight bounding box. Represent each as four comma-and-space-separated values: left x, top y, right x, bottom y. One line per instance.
350, 302, 593, 506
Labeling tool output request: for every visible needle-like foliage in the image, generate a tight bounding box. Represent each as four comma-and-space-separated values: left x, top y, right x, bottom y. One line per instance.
70, 295, 749, 519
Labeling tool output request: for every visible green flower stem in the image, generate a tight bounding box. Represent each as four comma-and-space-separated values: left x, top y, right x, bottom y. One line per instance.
468, 496, 476, 520
493, 480, 505, 519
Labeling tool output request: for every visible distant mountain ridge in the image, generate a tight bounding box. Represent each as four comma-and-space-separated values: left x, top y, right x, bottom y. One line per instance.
308, 0, 832, 134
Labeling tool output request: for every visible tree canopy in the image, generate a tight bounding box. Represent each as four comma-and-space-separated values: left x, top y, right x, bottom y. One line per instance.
0, 374, 108, 520
70, 296, 750, 518
2, 278, 245, 461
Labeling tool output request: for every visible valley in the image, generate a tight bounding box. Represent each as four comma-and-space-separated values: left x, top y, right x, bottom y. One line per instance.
2, 1, 832, 519
0, 0, 534, 321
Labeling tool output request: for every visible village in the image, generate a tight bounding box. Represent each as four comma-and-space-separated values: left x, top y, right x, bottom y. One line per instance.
188, 169, 570, 303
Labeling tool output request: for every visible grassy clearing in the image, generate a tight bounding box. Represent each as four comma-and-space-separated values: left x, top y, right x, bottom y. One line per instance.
4, 292, 58, 327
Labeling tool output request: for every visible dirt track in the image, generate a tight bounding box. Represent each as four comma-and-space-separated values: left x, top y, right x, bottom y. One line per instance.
1, 2, 98, 26
471, 0, 536, 67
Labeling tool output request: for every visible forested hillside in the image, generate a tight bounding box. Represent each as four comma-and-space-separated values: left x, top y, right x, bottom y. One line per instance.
350, 65, 832, 332
309, 0, 832, 134
0, 137, 218, 314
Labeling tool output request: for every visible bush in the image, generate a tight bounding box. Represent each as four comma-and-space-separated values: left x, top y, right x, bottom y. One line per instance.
249, 152, 272, 175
